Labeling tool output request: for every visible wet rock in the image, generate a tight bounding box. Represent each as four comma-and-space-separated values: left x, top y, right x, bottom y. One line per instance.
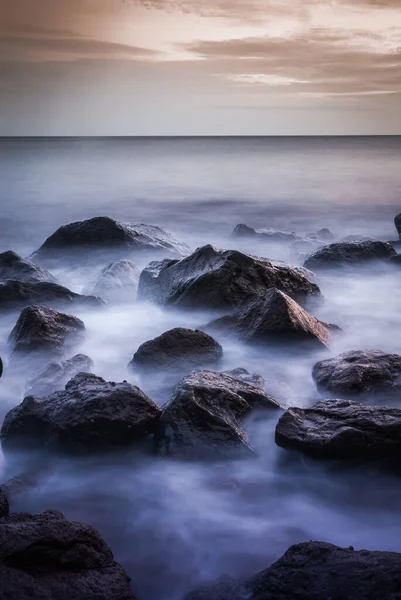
275, 398, 401, 463
0, 510, 137, 600
8, 306, 86, 359
205, 288, 338, 350
0, 251, 57, 284
304, 240, 396, 270
86, 259, 140, 303
0, 280, 104, 311
138, 245, 321, 310
26, 354, 94, 397
395, 213, 401, 238
1, 372, 161, 454
184, 541, 401, 600
0, 488, 9, 517
32, 216, 189, 263
130, 328, 223, 372
312, 350, 401, 400
154, 369, 281, 459
232, 224, 300, 242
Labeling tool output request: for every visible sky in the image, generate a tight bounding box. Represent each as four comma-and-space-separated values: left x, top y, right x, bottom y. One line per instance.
0, 0, 400, 135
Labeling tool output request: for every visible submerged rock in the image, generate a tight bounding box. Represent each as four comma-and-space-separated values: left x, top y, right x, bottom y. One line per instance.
232, 224, 300, 242
0, 250, 57, 284
205, 288, 338, 350
184, 541, 401, 600
26, 353, 94, 397
0, 280, 103, 311
87, 259, 140, 303
1, 372, 161, 454
130, 328, 223, 372
154, 369, 281, 459
312, 350, 401, 400
0, 510, 136, 600
395, 213, 401, 238
275, 398, 401, 463
138, 245, 321, 310
8, 306, 86, 359
304, 240, 396, 270
32, 216, 189, 262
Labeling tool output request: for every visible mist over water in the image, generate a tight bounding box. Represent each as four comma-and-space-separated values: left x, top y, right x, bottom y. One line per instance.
1, 136, 401, 599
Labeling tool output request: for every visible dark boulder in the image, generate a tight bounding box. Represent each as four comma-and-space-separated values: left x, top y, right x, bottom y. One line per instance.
31, 216, 189, 263
26, 353, 94, 397
1, 372, 161, 453
232, 224, 299, 242
312, 350, 401, 400
0, 251, 57, 284
154, 369, 281, 459
0, 488, 9, 518
86, 259, 140, 303
275, 398, 401, 463
184, 541, 401, 600
304, 240, 396, 270
130, 328, 223, 372
0, 280, 104, 311
205, 288, 338, 350
395, 213, 401, 238
8, 306, 86, 359
0, 510, 136, 600
138, 245, 321, 310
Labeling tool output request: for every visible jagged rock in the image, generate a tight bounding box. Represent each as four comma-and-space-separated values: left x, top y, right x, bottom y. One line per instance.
275, 398, 401, 463
1, 372, 161, 453
205, 288, 338, 350
0, 280, 103, 311
130, 328, 223, 372
304, 241, 396, 270
0, 510, 136, 600
395, 213, 401, 238
8, 306, 86, 359
87, 259, 140, 303
0, 250, 57, 284
138, 245, 321, 310
0, 488, 9, 518
154, 369, 281, 459
26, 354, 94, 397
31, 216, 189, 263
184, 541, 401, 600
232, 224, 300, 242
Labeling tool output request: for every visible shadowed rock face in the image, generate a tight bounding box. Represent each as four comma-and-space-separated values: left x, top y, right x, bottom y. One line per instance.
0, 280, 104, 311
26, 354, 94, 397
8, 306, 86, 359
31, 216, 189, 262
138, 245, 321, 311
184, 541, 401, 600
87, 259, 140, 303
304, 240, 396, 270
0, 510, 137, 600
154, 369, 281, 459
275, 399, 401, 462
0, 251, 57, 284
1, 372, 161, 454
205, 288, 338, 350
395, 213, 401, 238
313, 350, 401, 400
130, 328, 223, 372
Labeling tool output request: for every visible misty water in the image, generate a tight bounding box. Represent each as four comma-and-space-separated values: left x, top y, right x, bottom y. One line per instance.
1, 136, 401, 599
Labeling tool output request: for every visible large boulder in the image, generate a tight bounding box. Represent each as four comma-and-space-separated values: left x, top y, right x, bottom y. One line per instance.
0, 251, 57, 284
205, 288, 338, 350
184, 541, 401, 600
1, 372, 161, 453
130, 328, 223, 372
232, 224, 300, 242
138, 245, 321, 310
312, 350, 401, 400
26, 353, 94, 397
154, 369, 281, 459
395, 213, 401, 238
304, 240, 396, 270
31, 216, 189, 262
8, 306, 86, 359
275, 398, 401, 462
0, 280, 104, 311
86, 259, 140, 303
0, 510, 136, 600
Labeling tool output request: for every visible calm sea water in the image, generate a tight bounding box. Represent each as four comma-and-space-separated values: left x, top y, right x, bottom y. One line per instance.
1, 137, 401, 600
